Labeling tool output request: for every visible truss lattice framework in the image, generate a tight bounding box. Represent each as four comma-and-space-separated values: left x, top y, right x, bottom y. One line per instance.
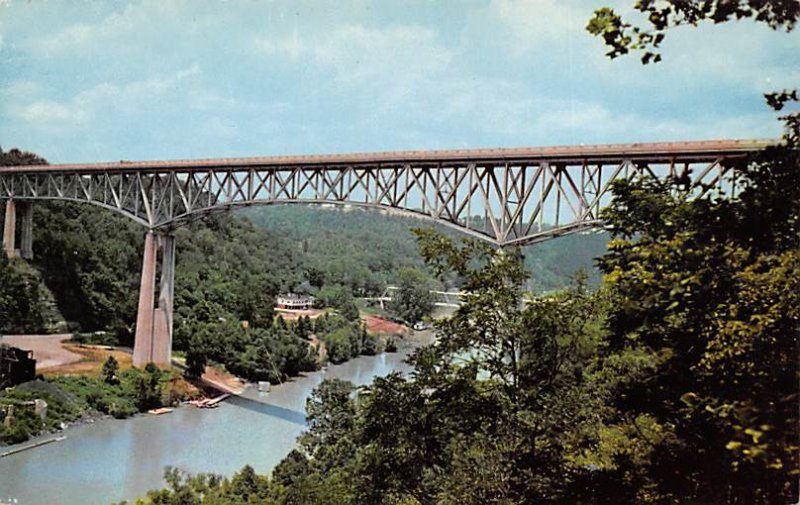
0, 140, 768, 246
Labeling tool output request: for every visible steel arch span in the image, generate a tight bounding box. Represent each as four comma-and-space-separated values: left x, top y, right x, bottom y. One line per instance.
0, 139, 770, 246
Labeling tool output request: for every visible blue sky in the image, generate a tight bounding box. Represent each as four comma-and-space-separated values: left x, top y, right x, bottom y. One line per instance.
0, 0, 797, 163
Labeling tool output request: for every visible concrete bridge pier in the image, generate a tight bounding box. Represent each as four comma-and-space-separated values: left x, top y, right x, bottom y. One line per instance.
19, 202, 33, 260
3, 199, 16, 258
133, 231, 176, 368
2, 200, 33, 259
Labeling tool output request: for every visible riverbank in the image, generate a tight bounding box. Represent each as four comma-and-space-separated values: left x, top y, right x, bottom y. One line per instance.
0, 337, 426, 505
0, 434, 66, 458
0, 325, 430, 446
0, 364, 202, 446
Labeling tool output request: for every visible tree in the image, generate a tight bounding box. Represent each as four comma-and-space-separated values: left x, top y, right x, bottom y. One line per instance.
299, 378, 358, 472
352, 232, 610, 504
584, 4, 800, 502
0, 257, 46, 334
132, 365, 163, 412
387, 267, 434, 323
296, 315, 311, 340
588, 108, 800, 502
101, 356, 120, 385
316, 284, 360, 321
587, 1, 799, 64
323, 328, 355, 364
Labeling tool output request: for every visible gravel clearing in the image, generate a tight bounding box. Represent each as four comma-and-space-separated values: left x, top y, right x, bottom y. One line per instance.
1, 334, 81, 369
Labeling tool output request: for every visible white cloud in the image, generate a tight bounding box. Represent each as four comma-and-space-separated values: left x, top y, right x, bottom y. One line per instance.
255, 23, 452, 85
6, 65, 203, 133
489, 0, 583, 45
255, 27, 308, 59
2, 80, 44, 101
15, 100, 87, 125
31, 1, 193, 57
315, 25, 452, 83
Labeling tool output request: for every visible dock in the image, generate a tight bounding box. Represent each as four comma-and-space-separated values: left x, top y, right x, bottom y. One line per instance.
188, 393, 230, 409
0, 435, 66, 458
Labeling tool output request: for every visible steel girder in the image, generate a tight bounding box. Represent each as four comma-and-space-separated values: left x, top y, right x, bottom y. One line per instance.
0, 140, 768, 246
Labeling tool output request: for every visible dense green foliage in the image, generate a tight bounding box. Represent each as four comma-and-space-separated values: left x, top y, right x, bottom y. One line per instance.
0, 380, 81, 445
0, 362, 170, 445
313, 284, 360, 321
588, 122, 800, 503
242, 206, 438, 295
242, 205, 608, 294
179, 316, 318, 383
387, 268, 434, 323
0, 257, 47, 334
315, 314, 381, 364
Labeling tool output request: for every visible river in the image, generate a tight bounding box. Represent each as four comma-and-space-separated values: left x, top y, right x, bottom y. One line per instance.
0, 340, 422, 505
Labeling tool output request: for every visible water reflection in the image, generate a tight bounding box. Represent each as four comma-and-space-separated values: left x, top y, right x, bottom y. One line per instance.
227, 396, 306, 425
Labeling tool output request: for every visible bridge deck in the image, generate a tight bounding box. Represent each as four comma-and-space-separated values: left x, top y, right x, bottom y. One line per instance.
0, 139, 772, 174
0, 138, 773, 246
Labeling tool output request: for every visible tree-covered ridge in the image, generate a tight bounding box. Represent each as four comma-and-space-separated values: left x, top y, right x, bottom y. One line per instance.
242, 204, 609, 294
242, 205, 435, 295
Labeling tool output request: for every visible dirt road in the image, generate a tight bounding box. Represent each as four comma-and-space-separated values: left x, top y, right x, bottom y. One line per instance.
1, 334, 82, 369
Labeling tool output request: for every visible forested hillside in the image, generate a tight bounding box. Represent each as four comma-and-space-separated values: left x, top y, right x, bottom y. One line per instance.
242, 205, 608, 293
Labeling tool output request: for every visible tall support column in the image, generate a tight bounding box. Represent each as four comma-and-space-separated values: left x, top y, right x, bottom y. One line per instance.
3, 199, 16, 258
19, 202, 33, 260
151, 234, 175, 368
133, 231, 158, 368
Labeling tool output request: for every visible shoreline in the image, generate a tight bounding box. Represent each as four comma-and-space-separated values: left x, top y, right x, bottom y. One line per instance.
0, 434, 66, 458
0, 331, 432, 457
0, 332, 434, 505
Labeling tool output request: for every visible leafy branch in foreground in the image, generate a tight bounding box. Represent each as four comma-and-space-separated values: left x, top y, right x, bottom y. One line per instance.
587, 1, 798, 64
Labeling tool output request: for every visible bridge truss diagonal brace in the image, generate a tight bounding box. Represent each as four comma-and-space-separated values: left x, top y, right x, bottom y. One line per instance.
133, 231, 176, 368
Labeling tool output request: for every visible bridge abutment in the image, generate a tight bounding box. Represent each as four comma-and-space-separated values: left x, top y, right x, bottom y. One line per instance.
133, 231, 176, 368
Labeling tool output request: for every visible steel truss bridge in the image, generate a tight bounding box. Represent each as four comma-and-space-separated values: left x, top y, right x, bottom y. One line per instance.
364, 286, 466, 309
0, 139, 768, 246
0, 139, 770, 367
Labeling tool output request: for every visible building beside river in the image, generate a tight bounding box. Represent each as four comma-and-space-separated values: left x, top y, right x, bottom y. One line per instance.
276, 293, 314, 310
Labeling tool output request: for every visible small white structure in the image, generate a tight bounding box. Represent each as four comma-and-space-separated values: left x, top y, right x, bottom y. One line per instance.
34, 399, 48, 421
276, 293, 314, 310
258, 381, 271, 393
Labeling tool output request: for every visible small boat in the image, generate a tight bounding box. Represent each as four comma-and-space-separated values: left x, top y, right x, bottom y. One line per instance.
188, 395, 229, 409
148, 407, 173, 415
